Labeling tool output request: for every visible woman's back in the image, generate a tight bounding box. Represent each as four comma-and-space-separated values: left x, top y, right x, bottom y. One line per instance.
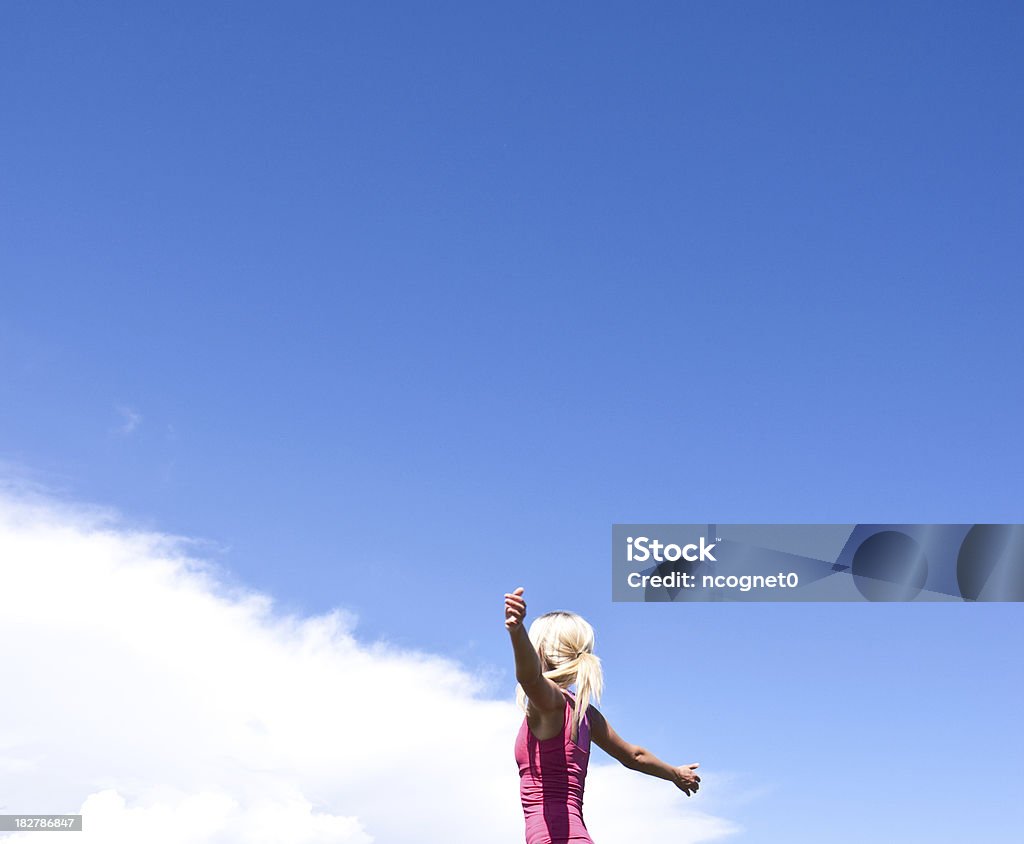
513, 690, 593, 844
505, 587, 701, 843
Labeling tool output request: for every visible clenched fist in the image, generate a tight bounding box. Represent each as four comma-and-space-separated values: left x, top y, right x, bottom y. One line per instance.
504, 587, 526, 631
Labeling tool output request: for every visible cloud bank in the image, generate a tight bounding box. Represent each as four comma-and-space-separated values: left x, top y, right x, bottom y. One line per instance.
0, 487, 739, 843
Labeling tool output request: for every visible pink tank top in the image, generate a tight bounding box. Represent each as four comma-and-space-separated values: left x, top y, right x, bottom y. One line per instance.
513, 690, 593, 844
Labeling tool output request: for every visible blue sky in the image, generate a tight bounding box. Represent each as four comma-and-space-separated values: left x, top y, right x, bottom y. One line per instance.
1, 3, 1022, 841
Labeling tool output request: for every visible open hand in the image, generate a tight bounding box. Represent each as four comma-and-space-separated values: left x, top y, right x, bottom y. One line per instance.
673, 763, 700, 796
504, 587, 526, 631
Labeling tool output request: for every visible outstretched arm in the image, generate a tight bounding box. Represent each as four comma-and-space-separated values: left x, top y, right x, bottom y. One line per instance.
504, 587, 564, 713
589, 705, 701, 796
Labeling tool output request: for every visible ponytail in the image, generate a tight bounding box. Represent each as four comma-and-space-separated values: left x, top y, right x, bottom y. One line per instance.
569, 650, 603, 740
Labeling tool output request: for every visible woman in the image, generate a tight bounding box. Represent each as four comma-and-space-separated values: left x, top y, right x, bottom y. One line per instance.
505, 586, 700, 844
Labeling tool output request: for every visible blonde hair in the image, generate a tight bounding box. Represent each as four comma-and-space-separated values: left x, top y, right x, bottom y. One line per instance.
516, 610, 603, 741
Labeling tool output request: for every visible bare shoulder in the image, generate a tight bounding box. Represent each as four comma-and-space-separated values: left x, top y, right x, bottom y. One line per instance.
525, 690, 569, 741
585, 703, 609, 732
522, 674, 567, 714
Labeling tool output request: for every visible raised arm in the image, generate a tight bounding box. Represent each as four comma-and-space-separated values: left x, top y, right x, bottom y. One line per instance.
588, 705, 701, 796
504, 587, 564, 713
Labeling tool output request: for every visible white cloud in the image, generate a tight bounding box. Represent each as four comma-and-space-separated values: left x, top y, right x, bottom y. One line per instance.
112, 407, 142, 434
0, 487, 740, 843
114, 406, 142, 435
585, 766, 740, 842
